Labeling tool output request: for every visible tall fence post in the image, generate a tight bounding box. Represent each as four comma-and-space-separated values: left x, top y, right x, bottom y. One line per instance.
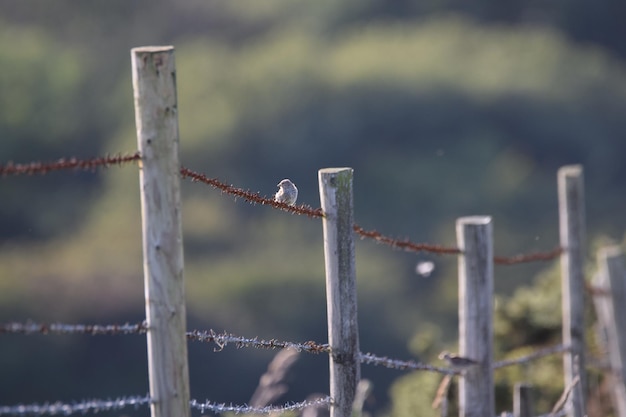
593, 247, 626, 417
131, 46, 191, 417
318, 168, 360, 417
558, 165, 586, 417
456, 216, 494, 417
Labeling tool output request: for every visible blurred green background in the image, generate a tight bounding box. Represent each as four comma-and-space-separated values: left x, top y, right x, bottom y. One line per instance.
1, 1, 625, 416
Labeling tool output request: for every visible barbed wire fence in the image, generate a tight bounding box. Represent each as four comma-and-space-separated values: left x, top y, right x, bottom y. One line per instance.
0, 46, 624, 417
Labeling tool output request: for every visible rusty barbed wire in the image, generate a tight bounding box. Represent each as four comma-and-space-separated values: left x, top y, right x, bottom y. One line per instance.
353, 224, 563, 265
353, 224, 462, 256
180, 167, 325, 218
0, 154, 564, 265
493, 246, 564, 265
0, 153, 141, 176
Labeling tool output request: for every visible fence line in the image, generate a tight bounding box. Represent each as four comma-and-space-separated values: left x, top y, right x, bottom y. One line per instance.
1, 43, 620, 417
0, 154, 564, 265
0, 321, 571, 376
0, 395, 333, 417
0, 153, 613, 415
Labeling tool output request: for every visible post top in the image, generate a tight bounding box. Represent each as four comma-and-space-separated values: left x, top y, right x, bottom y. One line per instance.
558, 164, 583, 177
456, 216, 492, 226
131, 46, 175, 54
318, 167, 353, 175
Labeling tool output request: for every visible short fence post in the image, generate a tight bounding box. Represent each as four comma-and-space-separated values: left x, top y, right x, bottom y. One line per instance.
514, 383, 534, 417
318, 168, 360, 417
593, 247, 626, 417
456, 216, 494, 417
131, 46, 191, 417
558, 165, 586, 417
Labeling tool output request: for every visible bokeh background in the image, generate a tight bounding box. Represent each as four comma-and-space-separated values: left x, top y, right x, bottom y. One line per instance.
1, 1, 626, 416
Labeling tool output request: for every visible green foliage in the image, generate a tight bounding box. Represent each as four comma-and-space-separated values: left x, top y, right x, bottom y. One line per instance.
1, 2, 626, 415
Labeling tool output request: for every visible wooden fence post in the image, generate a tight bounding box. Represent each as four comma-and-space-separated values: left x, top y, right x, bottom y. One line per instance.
514, 383, 534, 417
131, 46, 191, 417
456, 216, 494, 417
318, 168, 360, 417
593, 247, 626, 417
558, 165, 586, 417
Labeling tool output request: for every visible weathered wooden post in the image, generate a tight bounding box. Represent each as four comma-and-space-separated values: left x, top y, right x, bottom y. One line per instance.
558, 165, 586, 417
514, 383, 534, 417
131, 46, 191, 417
593, 247, 626, 417
318, 168, 360, 417
456, 216, 494, 417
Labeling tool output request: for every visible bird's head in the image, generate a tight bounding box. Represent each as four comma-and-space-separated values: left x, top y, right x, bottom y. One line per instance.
278, 179, 292, 188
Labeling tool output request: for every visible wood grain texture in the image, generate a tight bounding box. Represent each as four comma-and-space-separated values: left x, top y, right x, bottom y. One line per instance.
456, 216, 494, 417
319, 168, 360, 417
558, 165, 586, 417
132, 46, 191, 417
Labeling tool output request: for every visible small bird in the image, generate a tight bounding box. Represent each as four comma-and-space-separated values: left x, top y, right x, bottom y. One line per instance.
438, 351, 479, 369
274, 179, 298, 206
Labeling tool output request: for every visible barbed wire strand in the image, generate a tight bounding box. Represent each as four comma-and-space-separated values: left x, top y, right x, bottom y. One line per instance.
0, 321, 147, 336
0, 154, 564, 265
358, 352, 459, 376
493, 344, 571, 369
1, 322, 570, 374
180, 167, 324, 218
0, 395, 151, 416
0, 321, 330, 353
187, 329, 330, 354
190, 396, 332, 415
352, 224, 461, 256
0, 395, 332, 417
493, 246, 564, 265
352, 225, 563, 264
0, 153, 140, 176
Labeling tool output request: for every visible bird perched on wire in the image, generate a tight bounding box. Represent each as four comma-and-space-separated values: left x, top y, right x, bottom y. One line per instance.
274, 179, 298, 206
438, 351, 479, 369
